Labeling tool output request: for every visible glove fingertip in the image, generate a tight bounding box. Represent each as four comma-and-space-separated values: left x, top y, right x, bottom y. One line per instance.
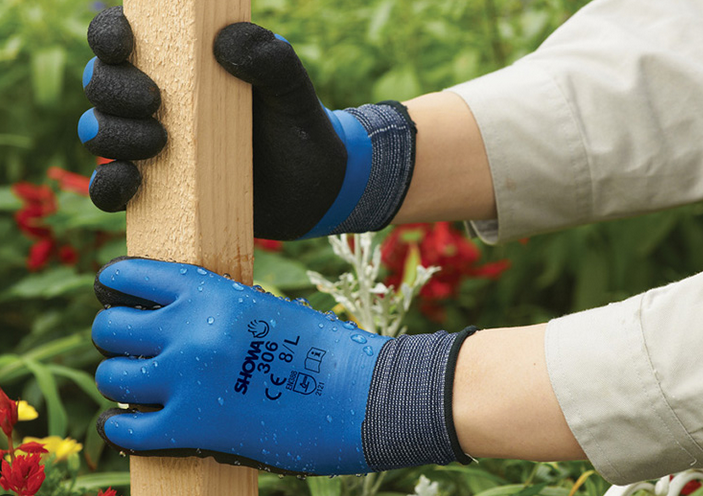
214, 22, 303, 88
89, 160, 141, 213
88, 6, 134, 64
97, 407, 133, 448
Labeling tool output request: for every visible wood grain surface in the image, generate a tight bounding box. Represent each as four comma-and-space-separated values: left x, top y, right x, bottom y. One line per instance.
122, 0, 257, 494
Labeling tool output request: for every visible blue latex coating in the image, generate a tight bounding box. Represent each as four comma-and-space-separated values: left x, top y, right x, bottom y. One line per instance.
89, 169, 97, 190
297, 108, 373, 239
78, 108, 99, 144
274, 33, 290, 44
83, 57, 96, 89
94, 258, 391, 475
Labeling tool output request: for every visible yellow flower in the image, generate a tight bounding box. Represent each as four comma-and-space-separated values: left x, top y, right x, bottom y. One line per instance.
22, 436, 83, 461
17, 401, 38, 421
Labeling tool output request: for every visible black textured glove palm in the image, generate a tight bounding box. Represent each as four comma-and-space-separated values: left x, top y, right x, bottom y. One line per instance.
79, 7, 417, 240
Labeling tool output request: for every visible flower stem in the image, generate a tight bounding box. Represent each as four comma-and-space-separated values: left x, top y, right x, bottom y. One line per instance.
354, 234, 376, 333
7, 431, 15, 461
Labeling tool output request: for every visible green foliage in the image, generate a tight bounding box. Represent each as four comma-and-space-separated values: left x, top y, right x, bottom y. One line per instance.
0, 0, 104, 185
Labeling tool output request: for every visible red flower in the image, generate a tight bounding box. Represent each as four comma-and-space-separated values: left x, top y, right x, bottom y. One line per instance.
680, 480, 701, 495
12, 183, 55, 209
0, 388, 18, 438
382, 222, 510, 321
12, 184, 56, 240
15, 205, 52, 239
468, 259, 512, 280
254, 238, 283, 252
12, 177, 82, 270
0, 454, 45, 496
58, 245, 78, 266
47, 166, 90, 197
27, 238, 56, 271
15, 443, 48, 456
97, 488, 118, 496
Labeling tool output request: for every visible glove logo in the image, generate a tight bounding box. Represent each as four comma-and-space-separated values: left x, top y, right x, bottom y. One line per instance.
247, 320, 270, 339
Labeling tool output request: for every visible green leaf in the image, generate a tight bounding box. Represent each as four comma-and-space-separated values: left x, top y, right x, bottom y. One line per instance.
0, 134, 32, 149
47, 364, 103, 405
439, 465, 508, 492
401, 243, 421, 287
83, 405, 112, 471
69, 472, 131, 491
31, 46, 67, 107
572, 247, 609, 312
475, 483, 559, 496
0, 34, 23, 62
254, 250, 314, 290
0, 354, 21, 371
1, 266, 94, 301
44, 191, 126, 234
307, 476, 343, 496
0, 186, 21, 211
97, 237, 128, 265
0, 333, 91, 384
515, 483, 549, 496
541, 487, 571, 496
22, 357, 68, 437
475, 484, 528, 496
372, 65, 422, 102
367, 0, 395, 42
634, 213, 678, 257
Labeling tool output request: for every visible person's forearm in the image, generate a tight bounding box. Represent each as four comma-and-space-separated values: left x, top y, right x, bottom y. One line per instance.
392, 91, 496, 225
453, 323, 587, 461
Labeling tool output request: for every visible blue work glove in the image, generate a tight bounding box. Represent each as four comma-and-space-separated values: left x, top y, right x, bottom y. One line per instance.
93, 257, 473, 475
80, 7, 417, 241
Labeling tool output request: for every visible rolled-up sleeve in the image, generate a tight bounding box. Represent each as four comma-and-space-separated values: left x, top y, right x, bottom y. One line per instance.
446, 0, 703, 484
545, 273, 703, 485
447, 0, 703, 244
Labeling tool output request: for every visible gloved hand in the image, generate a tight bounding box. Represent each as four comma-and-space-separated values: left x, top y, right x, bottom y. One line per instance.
92, 257, 473, 475
79, 7, 417, 240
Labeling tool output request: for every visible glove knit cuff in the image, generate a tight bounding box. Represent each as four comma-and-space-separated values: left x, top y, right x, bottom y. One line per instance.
361, 327, 476, 471
333, 101, 416, 234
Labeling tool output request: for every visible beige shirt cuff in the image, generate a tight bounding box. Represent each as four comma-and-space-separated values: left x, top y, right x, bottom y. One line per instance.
447, 63, 590, 244
545, 273, 703, 485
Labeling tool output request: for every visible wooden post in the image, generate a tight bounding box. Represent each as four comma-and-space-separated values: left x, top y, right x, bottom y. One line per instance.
122, 0, 257, 494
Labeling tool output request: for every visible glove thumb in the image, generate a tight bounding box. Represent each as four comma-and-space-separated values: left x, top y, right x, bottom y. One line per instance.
214, 22, 318, 115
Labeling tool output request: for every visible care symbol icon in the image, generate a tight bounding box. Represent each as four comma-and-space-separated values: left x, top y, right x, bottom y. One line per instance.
304, 348, 326, 373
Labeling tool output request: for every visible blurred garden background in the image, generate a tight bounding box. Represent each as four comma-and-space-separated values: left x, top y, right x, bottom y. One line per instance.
3, 0, 703, 494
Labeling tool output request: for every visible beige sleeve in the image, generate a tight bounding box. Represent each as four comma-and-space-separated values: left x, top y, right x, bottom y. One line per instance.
445, 0, 703, 483
447, 0, 703, 244
545, 272, 703, 485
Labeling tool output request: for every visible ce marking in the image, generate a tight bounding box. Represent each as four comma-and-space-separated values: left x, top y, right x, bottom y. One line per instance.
265, 373, 287, 401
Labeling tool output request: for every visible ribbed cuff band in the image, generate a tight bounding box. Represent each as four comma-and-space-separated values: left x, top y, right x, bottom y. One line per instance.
361, 328, 476, 471
332, 101, 416, 234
